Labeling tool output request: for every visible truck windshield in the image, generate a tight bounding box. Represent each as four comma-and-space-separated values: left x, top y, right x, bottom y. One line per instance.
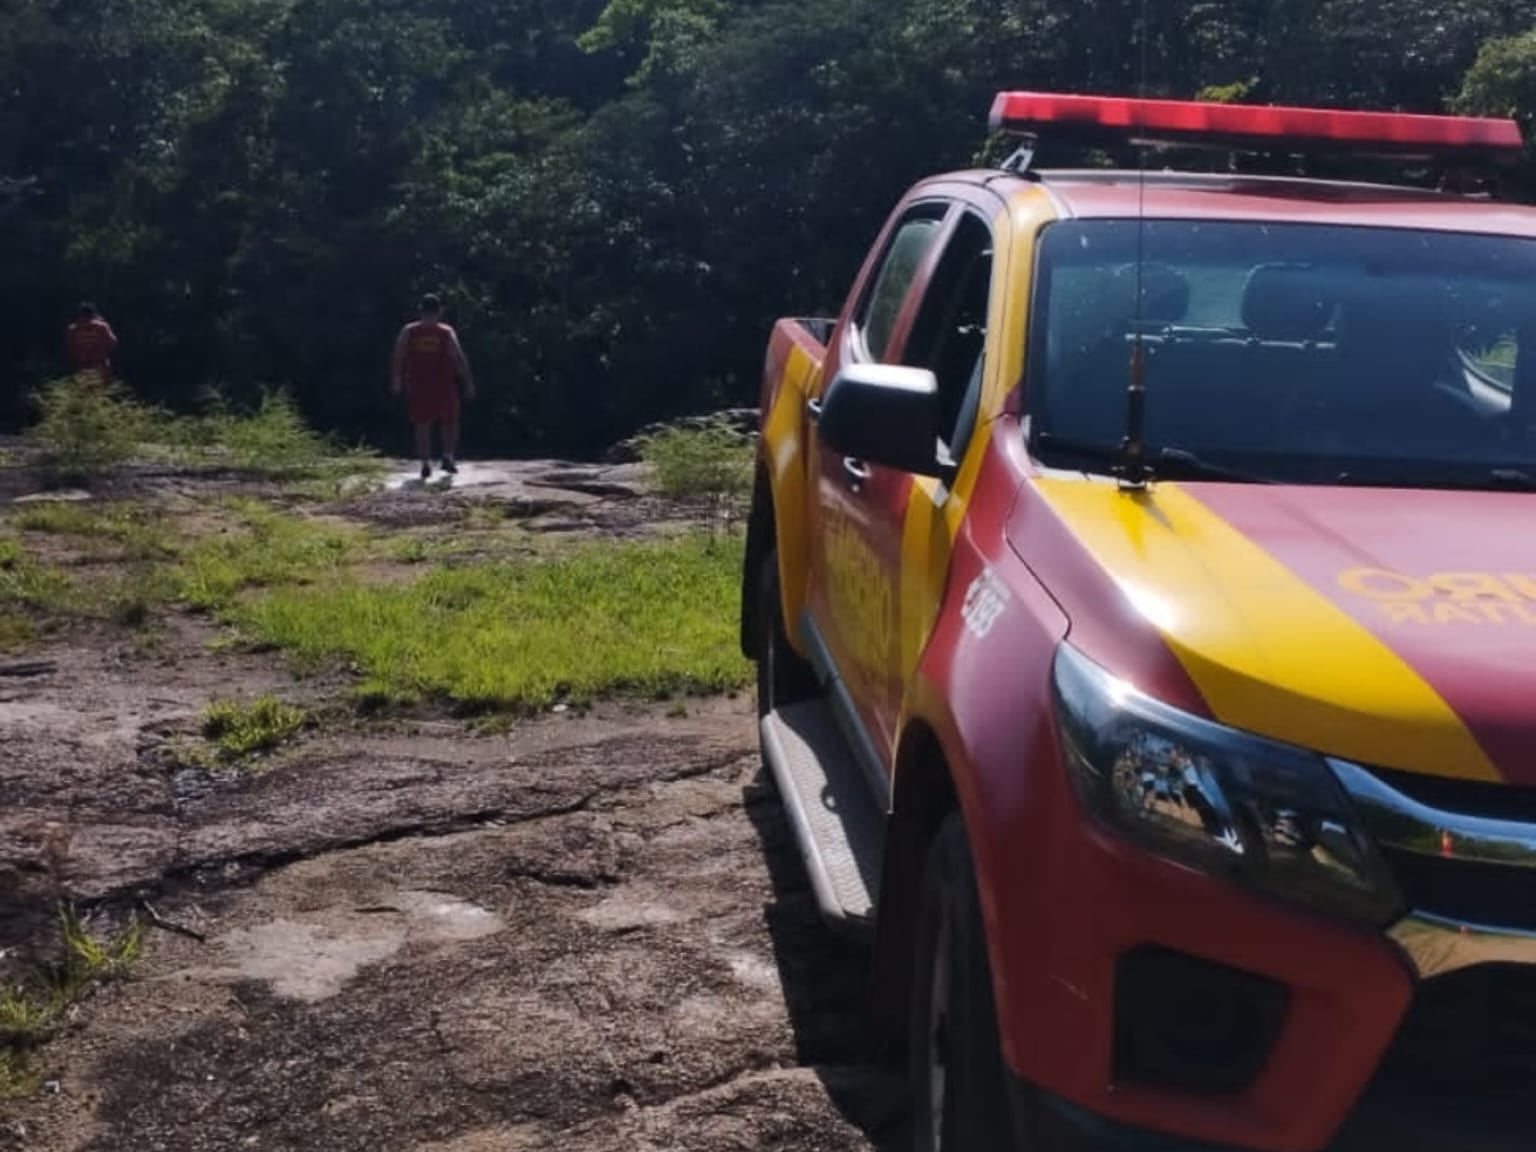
1025, 218, 1536, 489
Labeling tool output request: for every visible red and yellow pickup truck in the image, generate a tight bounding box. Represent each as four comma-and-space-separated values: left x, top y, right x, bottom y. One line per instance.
741, 93, 1536, 1152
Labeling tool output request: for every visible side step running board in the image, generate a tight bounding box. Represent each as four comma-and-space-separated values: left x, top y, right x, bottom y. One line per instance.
760, 699, 885, 935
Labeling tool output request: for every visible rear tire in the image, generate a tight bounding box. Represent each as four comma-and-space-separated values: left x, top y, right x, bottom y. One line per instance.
755, 550, 817, 718
910, 813, 1031, 1152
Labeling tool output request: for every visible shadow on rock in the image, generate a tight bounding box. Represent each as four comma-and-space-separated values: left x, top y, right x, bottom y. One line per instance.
741, 764, 909, 1152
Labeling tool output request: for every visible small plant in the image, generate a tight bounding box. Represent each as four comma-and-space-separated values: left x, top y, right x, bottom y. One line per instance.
0, 1045, 37, 1098
26, 376, 156, 482
109, 569, 170, 628
57, 905, 142, 983
202, 695, 310, 760
0, 986, 56, 1042
0, 539, 82, 618
0, 611, 36, 651
638, 420, 754, 532
0, 905, 142, 1098
394, 536, 431, 565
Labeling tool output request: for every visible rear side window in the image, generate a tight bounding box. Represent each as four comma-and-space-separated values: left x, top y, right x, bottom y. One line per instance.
901, 212, 994, 457
857, 210, 945, 362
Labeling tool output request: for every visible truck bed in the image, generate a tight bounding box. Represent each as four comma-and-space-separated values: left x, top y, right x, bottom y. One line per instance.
789, 316, 836, 347
760, 316, 835, 415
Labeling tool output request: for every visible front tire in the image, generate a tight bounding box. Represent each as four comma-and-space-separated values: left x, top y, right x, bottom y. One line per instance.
910, 813, 1025, 1152
755, 550, 817, 718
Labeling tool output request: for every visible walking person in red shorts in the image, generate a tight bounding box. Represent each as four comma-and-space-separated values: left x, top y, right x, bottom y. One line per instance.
390, 294, 475, 481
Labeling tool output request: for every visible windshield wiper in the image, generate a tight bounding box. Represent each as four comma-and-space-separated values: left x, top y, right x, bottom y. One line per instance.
1034, 434, 1273, 484
1335, 467, 1536, 492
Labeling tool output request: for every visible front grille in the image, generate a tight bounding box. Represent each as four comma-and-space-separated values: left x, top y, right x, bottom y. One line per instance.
1335, 767, 1536, 1145
1373, 766, 1536, 823
1348, 764, 1536, 931
1377, 964, 1536, 1098
1380, 846, 1536, 930
1340, 966, 1536, 1148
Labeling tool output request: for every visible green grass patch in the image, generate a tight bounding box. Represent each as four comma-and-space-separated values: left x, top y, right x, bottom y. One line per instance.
1, 907, 142, 1099
231, 532, 750, 711
638, 421, 754, 506
11, 501, 178, 561
0, 536, 85, 621
12, 502, 114, 535
0, 496, 360, 645
0, 611, 38, 652
392, 536, 432, 565
175, 501, 358, 612
202, 695, 310, 761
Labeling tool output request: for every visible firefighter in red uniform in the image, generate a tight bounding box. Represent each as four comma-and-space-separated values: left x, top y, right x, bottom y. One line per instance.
390, 294, 475, 481
64, 303, 118, 383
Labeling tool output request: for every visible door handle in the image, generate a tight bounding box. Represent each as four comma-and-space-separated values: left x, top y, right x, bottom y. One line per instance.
842, 457, 871, 486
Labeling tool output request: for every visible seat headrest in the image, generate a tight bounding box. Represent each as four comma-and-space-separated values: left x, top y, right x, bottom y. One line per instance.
1241, 263, 1335, 341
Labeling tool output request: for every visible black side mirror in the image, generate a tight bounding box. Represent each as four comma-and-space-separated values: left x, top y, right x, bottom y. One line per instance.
813, 363, 945, 478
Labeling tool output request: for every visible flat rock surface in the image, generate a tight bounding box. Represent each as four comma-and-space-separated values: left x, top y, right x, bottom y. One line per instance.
0, 616, 906, 1150
0, 456, 903, 1151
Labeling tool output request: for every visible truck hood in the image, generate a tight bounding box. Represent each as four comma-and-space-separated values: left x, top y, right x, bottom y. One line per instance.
1022, 477, 1536, 785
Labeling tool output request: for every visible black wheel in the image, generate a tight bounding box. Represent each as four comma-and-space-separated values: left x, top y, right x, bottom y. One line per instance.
755, 550, 817, 718
910, 812, 1034, 1152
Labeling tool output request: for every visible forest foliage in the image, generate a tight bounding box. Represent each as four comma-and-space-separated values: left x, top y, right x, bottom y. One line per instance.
7, 0, 1536, 456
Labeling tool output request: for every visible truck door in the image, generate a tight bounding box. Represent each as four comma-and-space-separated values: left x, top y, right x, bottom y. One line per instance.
859, 209, 998, 762
805, 202, 949, 780
888, 208, 1000, 719
807, 199, 1003, 781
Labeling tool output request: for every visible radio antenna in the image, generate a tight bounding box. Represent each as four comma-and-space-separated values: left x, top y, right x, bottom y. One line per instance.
1117, 0, 1152, 488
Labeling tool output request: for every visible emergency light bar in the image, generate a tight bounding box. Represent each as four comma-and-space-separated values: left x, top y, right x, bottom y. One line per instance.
989, 92, 1525, 160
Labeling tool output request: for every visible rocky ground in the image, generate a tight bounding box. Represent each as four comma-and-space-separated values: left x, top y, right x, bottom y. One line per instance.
0, 457, 905, 1152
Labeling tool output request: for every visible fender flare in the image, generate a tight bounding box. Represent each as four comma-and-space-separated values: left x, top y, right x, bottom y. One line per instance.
872, 556, 1070, 1070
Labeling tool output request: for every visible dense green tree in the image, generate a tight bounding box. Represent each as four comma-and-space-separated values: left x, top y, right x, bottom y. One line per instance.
5, 0, 1536, 454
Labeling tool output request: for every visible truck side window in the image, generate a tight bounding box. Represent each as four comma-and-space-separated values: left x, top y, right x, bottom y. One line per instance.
901, 212, 994, 457
858, 210, 946, 362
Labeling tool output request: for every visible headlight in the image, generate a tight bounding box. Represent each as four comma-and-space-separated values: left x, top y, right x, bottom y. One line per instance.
1052, 643, 1402, 928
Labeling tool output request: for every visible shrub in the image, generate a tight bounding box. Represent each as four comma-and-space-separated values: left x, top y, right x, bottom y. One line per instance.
26, 376, 155, 482
638, 420, 754, 506
202, 389, 336, 475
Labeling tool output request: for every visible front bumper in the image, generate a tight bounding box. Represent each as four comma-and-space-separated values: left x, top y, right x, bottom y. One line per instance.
992, 754, 1536, 1152
1019, 1079, 1536, 1152
1021, 1084, 1252, 1151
